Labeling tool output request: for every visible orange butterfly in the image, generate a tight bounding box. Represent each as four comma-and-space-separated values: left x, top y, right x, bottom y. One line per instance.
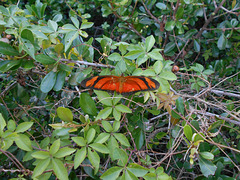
81, 75, 160, 95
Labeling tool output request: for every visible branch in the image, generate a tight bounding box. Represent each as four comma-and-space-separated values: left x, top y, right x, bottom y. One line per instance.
60, 59, 115, 68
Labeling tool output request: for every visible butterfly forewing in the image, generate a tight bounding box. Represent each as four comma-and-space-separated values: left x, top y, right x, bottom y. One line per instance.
81, 75, 159, 95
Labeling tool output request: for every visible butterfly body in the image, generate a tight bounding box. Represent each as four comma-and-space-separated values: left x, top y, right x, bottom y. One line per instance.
81, 75, 160, 95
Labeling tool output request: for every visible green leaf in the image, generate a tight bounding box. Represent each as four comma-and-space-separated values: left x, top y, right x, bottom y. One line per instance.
96, 107, 112, 120
176, 8, 184, 20
133, 129, 145, 150
156, 2, 167, 10
21, 29, 34, 44
217, 33, 227, 50
145, 35, 155, 52
165, 21, 175, 31
53, 71, 66, 91
74, 147, 87, 169
153, 60, 163, 74
7, 120, 15, 131
113, 121, 120, 132
32, 151, 50, 159
20, 38, 35, 59
200, 152, 214, 160
94, 133, 110, 143
124, 50, 143, 60
15, 134, 33, 151
127, 163, 149, 177
108, 136, 119, 159
54, 147, 76, 158
102, 120, 113, 132
115, 104, 132, 113
86, 128, 96, 144
48, 20, 58, 31
164, 42, 176, 54
0, 60, 21, 73
0, 113, 7, 131
0, 41, 20, 56
184, 29, 198, 39
35, 54, 56, 64
72, 137, 86, 146
148, 49, 163, 61
79, 93, 97, 116
113, 133, 130, 147
49, 139, 60, 155
89, 143, 110, 154
113, 109, 121, 121
137, 54, 149, 66
125, 169, 139, 180
159, 71, 177, 80
71, 17, 79, 28
113, 148, 128, 166
52, 158, 69, 180
80, 20, 94, 29
183, 125, 193, 141
79, 30, 88, 38
64, 30, 79, 52
100, 166, 123, 180
108, 53, 122, 61
88, 148, 100, 174
94, 90, 112, 106
194, 40, 200, 52
57, 107, 73, 122
199, 155, 217, 177
40, 71, 57, 93
176, 97, 184, 115
15, 122, 33, 133
143, 173, 157, 180
32, 158, 51, 178
115, 60, 127, 74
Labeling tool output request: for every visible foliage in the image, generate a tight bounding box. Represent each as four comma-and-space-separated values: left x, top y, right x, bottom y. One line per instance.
0, 0, 240, 179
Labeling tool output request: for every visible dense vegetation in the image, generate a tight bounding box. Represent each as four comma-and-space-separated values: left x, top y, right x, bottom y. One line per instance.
0, 0, 239, 179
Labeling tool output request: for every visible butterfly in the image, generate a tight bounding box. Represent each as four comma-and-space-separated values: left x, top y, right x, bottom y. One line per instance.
81, 75, 160, 95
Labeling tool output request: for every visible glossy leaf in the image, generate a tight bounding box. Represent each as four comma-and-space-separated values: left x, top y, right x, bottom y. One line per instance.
36, 54, 56, 64
127, 163, 149, 177
15, 134, 33, 151
89, 143, 110, 154
74, 147, 87, 169
88, 148, 100, 174
0, 41, 20, 56
113, 133, 130, 147
52, 158, 69, 180
184, 125, 193, 141
112, 148, 128, 166
94, 133, 110, 143
79, 93, 97, 116
72, 137, 86, 147
15, 122, 33, 133
86, 128, 96, 144
100, 166, 123, 180
115, 104, 132, 113
199, 155, 217, 177
145, 35, 155, 52
102, 120, 113, 132
32, 158, 51, 178
57, 107, 73, 122
54, 147, 76, 158
32, 151, 50, 159
217, 34, 227, 50
53, 71, 66, 91
40, 71, 57, 93
96, 107, 112, 120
